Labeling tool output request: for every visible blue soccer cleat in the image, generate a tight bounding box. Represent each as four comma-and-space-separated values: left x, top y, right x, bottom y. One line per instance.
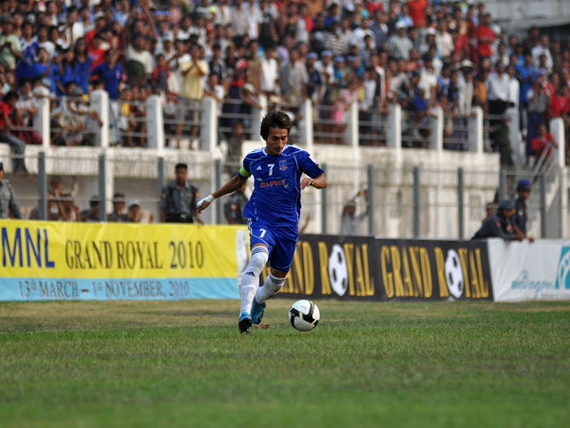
251, 298, 266, 325
238, 312, 252, 333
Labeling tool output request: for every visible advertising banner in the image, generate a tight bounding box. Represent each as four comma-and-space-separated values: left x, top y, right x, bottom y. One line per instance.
0, 220, 247, 301
277, 235, 493, 301
488, 238, 570, 302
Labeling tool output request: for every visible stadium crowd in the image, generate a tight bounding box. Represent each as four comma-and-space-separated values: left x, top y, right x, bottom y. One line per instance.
0, 0, 569, 220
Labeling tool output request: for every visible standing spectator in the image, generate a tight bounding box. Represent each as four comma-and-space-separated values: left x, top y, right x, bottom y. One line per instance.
530, 122, 558, 165
57, 192, 80, 222
435, 21, 454, 60
260, 45, 279, 97
0, 91, 28, 175
160, 162, 203, 224
387, 22, 413, 61
72, 38, 93, 95
475, 13, 495, 65
370, 11, 389, 52
408, 0, 428, 28
279, 47, 308, 109
177, 43, 208, 147
532, 35, 553, 73
223, 180, 248, 225
526, 75, 550, 158
0, 19, 22, 71
512, 179, 535, 242
79, 196, 100, 222
340, 190, 369, 236
487, 61, 511, 118
0, 160, 22, 219
19, 21, 38, 66
107, 192, 131, 222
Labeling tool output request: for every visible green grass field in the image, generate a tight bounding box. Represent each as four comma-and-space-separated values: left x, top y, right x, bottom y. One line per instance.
0, 299, 569, 428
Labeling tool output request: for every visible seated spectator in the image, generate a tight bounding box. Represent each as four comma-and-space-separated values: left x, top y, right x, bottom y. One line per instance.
126, 200, 154, 223
531, 122, 558, 165
79, 195, 101, 222
57, 192, 79, 222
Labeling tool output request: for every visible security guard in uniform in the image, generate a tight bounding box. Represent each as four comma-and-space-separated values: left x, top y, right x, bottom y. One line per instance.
0, 161, 22, 219
160, 162, 203, 223
512, 179, 534, 242
472, 200, 520, 241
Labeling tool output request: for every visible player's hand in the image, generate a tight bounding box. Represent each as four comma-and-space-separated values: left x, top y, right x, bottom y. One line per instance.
301, 178, 314, 190
196, 194, 214, 213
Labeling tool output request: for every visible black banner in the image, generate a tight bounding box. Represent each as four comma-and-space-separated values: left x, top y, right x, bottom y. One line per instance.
273, 235, 493, 301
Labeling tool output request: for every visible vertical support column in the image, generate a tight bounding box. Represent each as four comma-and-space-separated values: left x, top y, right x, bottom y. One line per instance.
540, 172, 547, 238
345, 101, 359, 147
498, 169, 507, 201
301, 98, 314, 151
429, 105, 443, 151
457, 168, 465, 240
157, 157, 164, 222
35, 97, 51, 150
387, 103, 402, 148
367, 164, 374, 236
413, 166, 421, 238
146, 95, 165, 150
468, 106, 484, 153
215, 159, 222, 225
506, 107, 522, 166
200, 96, 217, 152
321, 163, 328, 235
98, 153, 107, 222
37, 152, 47, 220
90, 89, 109, 148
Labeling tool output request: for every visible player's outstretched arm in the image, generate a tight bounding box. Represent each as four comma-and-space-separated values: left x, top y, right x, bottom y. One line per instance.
196, 175, 247, 213
301, 173, 327, 190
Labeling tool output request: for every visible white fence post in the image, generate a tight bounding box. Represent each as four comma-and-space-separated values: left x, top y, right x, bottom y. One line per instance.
387, 103, 402, 149
90, 89, 109, 148
345, 100, 359, 147
146, 95, 165, 150
429, 105, 443, 151
200, 96, 217, 152
468, 106, 484, 154
35, 97, 51, 150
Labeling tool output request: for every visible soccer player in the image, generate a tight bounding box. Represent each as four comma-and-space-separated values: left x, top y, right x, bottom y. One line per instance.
196, 111, 327, 333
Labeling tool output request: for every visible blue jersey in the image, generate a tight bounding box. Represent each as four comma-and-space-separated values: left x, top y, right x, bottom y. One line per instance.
239, 145, 324, 230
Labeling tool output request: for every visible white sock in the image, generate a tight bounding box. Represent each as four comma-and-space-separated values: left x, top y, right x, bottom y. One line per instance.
255, 273, 287, 304
239, 246, 269, 315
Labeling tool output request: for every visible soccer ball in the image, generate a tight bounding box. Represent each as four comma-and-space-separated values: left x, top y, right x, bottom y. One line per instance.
288, 300, 320, 332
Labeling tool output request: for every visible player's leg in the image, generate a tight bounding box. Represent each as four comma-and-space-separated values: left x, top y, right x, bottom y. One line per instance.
238, 222, 275, 332
252, 235, 297, 323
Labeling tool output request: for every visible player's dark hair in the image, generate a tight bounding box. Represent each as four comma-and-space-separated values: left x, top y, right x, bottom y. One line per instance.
175, 162, 188, 171
260, 111, 292, 140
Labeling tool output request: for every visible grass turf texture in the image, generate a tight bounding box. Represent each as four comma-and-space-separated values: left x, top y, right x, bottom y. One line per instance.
0, 300, 569, 428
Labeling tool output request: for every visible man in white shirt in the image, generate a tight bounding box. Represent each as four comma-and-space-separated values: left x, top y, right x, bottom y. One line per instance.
260, 45, 279, 96
531, 34, 553, 72
487, 61, 511, 117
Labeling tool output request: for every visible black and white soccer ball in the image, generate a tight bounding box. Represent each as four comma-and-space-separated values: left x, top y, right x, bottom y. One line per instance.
288, 300, 320, 332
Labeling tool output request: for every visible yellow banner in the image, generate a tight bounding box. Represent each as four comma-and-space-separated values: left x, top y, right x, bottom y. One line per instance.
0, 220, 245, 279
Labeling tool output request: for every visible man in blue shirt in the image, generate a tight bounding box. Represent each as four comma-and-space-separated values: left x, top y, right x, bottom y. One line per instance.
197, 111, 327, 333
91, 49, 124, 100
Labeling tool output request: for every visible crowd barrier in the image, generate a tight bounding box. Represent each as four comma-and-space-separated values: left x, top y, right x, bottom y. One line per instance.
0, 222, 567, 303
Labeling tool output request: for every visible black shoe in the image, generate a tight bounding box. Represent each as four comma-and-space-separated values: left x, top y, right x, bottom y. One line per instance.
238, 312, 252, 334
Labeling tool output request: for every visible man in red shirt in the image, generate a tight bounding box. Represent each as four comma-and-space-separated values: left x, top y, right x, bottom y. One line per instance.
531, 122, 558, 163
475, 13, 496, 64
0, 91, 28, 175
408, 0, 428, 28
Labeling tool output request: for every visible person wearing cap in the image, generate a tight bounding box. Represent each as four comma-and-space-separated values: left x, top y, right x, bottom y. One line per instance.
0, 160, 22, 219
160, 162, 203, 224
387, 21, 413, 61
512, 179, 535, 242
126, 200, 154, 223
107, 192, 131, 222
472, 200, 520, 241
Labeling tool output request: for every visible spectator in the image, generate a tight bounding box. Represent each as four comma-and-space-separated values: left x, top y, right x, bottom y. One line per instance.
0, 160, 22, 219
126, 200, 154, 223
79, 195, 100, 222
526, 74, 551, 158
388, 21, 413, 61
532, 34, 553, 72
487, 61, 511, 118
0, 19, 22, 71
512, 179, 535, 242
0, 91, 28, 175
531, 122, 558, 165
125, 35, 153, 86
107, 192, 131, 222
475, 13, 495, 65
160, 162, 203, 224
483, 202, 497, 222
340, 190, 369, 236
223, 180, 248, 225
91, 48, 124, 100
72, 38, 93, 94
57, 192, 79, 222
14, 79, 42, 145
472, 199, 519, 241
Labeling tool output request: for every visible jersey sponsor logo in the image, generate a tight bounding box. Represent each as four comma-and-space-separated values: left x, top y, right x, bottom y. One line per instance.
260, 179, 286, 189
